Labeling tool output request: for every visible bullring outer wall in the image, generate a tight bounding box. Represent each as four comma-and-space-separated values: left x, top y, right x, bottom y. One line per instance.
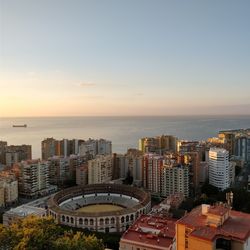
48, 184, 151, 233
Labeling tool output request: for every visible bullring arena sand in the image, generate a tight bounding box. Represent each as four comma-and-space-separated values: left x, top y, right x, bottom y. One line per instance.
76, 204, 124, 213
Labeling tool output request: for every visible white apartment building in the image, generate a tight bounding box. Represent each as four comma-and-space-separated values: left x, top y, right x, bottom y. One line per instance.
161, 164, 189, 197
209, 148, 230, 190
88, 155, 113, 184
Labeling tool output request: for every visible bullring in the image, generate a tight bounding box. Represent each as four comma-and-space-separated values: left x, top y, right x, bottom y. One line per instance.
48, 184, 151, 233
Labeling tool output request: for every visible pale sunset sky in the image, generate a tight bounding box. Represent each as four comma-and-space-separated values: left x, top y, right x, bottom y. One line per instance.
1, 0, 250, 116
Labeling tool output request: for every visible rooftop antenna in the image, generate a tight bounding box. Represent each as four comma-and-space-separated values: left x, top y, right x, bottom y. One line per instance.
226, 191, 233, 208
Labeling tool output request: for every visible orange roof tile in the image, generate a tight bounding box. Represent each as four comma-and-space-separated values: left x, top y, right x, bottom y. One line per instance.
177, 205, 250, 242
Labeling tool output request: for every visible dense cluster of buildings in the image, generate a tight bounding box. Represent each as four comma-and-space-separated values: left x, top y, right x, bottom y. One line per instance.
0, 129, 249, 206
119, 202, 250, 250
0, 141, 31, 167
1, 128, 250, 249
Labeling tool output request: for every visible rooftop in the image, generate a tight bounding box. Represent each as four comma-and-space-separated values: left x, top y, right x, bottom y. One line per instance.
177, 204, 250, 242
5, 205, 46, 217
120, 214, 176, 249
209, 147, 228, 154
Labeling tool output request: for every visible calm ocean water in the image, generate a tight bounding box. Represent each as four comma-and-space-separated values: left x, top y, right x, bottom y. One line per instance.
0, 116, 250, 158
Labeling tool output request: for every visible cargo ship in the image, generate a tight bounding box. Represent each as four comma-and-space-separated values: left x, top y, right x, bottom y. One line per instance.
12, 124, 27, 128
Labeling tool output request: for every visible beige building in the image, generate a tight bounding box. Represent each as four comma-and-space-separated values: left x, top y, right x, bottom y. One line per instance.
79, 138, 112, 158
162, 163, 189, 198
176, 204, 250, 250
139, 135, 177, 155
41, 138, 60, 160
3, 144, 32, 166
143, 154, 164, 195
88, 155, 113, 184
0, 173, 18, 207
15, 160, 49, 197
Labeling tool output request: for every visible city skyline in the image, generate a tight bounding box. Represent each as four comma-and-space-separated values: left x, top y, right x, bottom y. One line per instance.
1, 0, 250, 117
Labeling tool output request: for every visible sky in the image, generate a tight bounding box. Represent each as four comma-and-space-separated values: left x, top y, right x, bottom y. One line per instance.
0, 0, 250, 116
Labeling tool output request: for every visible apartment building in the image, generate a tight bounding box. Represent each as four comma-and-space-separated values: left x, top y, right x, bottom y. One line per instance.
139, 135, 177, 155
15, 160, 49, 197
41, 138, 85, 160
0, 172, 18, 207
88, 155, 113, 184
79, 138, 112, 158
209, 148, 230, 190
162, 164, 189, 198
47, 155, 85, 186
76, 164, 88, 186
142, 154, 164, 195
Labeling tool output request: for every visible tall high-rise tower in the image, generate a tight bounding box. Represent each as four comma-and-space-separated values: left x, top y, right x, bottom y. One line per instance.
209, 148, 230, 190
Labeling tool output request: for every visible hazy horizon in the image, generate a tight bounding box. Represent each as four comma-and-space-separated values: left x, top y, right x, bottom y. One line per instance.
1, 0, 250, 116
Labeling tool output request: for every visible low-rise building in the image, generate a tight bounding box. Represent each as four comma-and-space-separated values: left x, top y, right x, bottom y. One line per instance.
176, 204, 250, 250
3, 205, 47, 226
151, 193, 185, 216
119, 214, 177, 250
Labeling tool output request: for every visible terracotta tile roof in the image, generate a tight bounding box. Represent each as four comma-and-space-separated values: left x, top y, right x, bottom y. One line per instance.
120, 214, 177, 249
207, 206, 229, 216
177, 205, 250, 242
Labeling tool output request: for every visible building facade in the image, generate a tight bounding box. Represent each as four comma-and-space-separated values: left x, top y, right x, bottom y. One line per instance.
139, 135, 177, 155
176, 204, 250, 250
4, 145, 32, 166
142, 154, 164, 195
162, 164, 189, 198
76, 164, 88, 186
79, 138, 112, 159
0, 172, 18, 207
119, 214, 176, 250
88, 155, 113, 184
235, 135, 250, 163
47, 155, 85, 186
15, 160, 50, 197
209, 148, 230, 190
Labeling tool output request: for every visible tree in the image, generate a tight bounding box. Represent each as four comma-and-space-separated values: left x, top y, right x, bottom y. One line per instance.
0, 216, 104, 250
53, 232, 105, 250
201, 181, 219, 196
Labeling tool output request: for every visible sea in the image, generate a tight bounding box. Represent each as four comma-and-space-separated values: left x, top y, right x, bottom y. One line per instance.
1, 115, 250, 159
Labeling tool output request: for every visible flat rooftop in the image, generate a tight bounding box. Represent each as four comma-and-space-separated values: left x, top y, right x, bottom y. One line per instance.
5, 205, 46, 217
120, 214, 176, 249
